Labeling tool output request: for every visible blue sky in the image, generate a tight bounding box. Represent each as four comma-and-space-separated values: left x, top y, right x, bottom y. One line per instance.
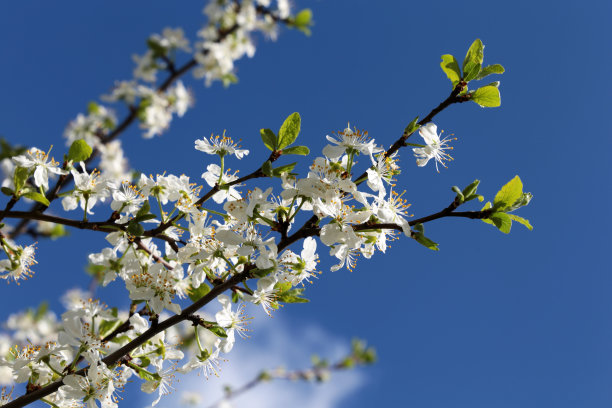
0, 1, 611, 407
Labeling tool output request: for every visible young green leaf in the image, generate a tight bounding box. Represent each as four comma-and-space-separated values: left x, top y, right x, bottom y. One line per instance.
462, 39, 484, 82
136, 199, 151, 217
451, 186, 464, 202
462, 179, 480, 197
293, 9, 313, 36
13, 166, 30, 193
506, 192, 533, 212
282, 146, 309, 156
98, 319, 121, 338
188, 282, 211, 302
262, 160, 273, 177
260, 128, 277, 151
403, 116, 420, 135
493, 175, 523, 211
272, 162, 297, 177
412, 231, 440, 251
132, 213, 157, 223
488, 212, 512, 233
440, 54, 462, 86
277, 288, 309, 303
67, 140, 93, 162
508, 214, 533, 230
127, 221, 144, 236
208, 325, 228, 338
475, 64, 505, 81
471, 85, 501, 107
278, 112, 301, 149
87, 101, 100, 115
23, 192, 50, 206
1, 187, 13, 197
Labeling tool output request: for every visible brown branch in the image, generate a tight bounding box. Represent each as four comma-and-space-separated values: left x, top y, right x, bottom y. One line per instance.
2, 211, 124, 233
134, 238, 175, 270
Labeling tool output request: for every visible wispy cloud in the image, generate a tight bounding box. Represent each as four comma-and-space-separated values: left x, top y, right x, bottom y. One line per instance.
155, 311, 366, 408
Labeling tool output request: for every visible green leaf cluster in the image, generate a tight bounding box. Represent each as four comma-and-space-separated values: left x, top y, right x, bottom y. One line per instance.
3, 166, 51, 206
482, 175, 533, 233
260, 112, 308, 177
451, 179, 484, 204
440, 39, 504, 107
275, 282, 309, 304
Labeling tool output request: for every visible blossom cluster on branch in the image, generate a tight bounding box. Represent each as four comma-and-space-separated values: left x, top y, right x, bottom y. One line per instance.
0, 1, 531, 408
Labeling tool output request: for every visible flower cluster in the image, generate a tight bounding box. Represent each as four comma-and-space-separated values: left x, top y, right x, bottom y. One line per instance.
0, 4, 526, 407
0, 117, 427, 405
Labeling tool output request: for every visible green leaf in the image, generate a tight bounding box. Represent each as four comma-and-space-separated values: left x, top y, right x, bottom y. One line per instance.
136, 199, 151, 217
440, 54, 461, 86
403, 116, 420, 135
67, 140, 93, 162
208, 325, 228, 338
35, 302, 49, 320
87, 101, 100, 115
462, 39, 484, 81
135, 366, 159, 382
471, 85, 501, 107
493, 175, 523, 211
147, 38, 167, 58
465, 194, 484, 203
139, 356, 151, 368
507, 192, 533, 212
98, 319, 121, 338
1, 187, 13, 196
508, 214, 533, 231
451, 186, 464, 202
23, 192, 50, 206
221, 73, 238, 87
132, 214, 157, 223
13, 167, 30, 193
462, 179, 480, 197
272, 162, 297, 177
188, 282, 211, 302
260, 128, 277, 151
293, 9, 313, 36
277, 288, 309, 303
412, 231, 440, 251
282, 146, 309, 156
475, 64, 505, 81
275, 282, 292, 293
127, 221, 144, 236
278, 112, 301, 149
488, 212, 512, 234
262, 160, 273, 177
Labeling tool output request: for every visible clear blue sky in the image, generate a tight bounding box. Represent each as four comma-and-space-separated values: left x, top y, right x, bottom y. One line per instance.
0, 1, 611, 407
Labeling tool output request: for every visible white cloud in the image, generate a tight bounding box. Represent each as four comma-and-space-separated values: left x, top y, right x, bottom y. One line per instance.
154, 310, 366, 408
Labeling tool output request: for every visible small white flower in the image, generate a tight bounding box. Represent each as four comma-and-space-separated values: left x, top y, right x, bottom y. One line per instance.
0, 243, 37, 284
201, 164, 242, 204
412, 123, 456, 172
195, 131, 249, 159
323, 124, 383, 161
245, 276, 278, 316
12, 147, 67, 190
